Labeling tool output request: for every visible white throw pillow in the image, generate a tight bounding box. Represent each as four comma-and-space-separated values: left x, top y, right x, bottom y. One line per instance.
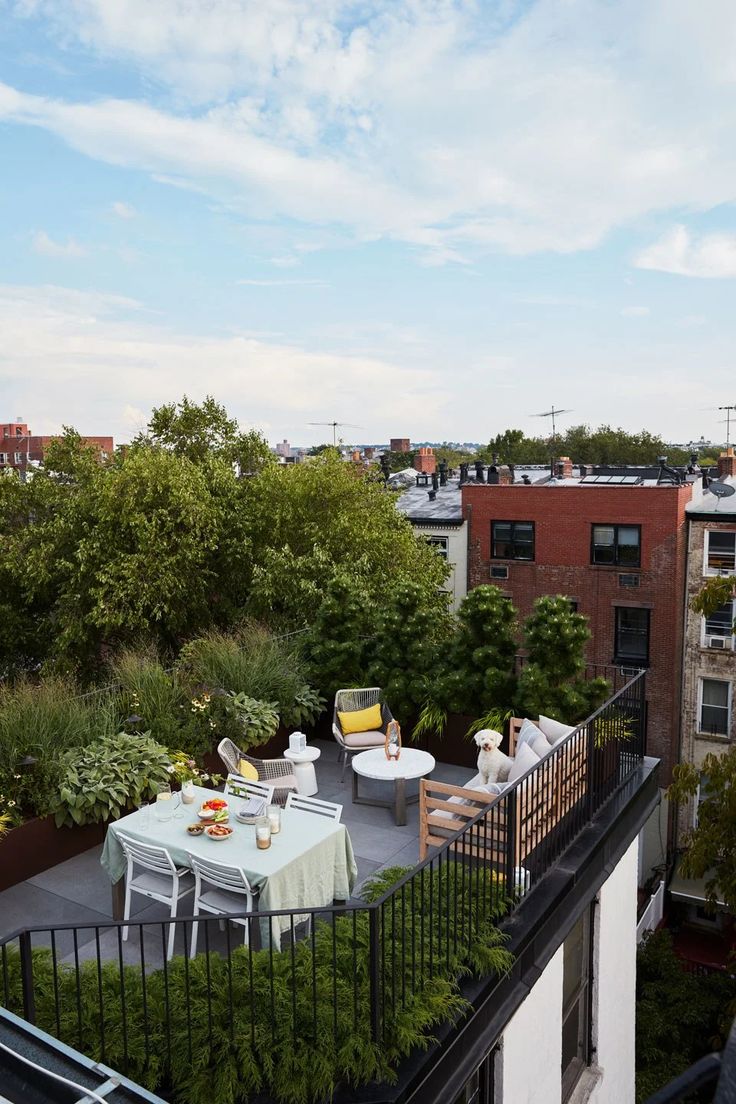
507, 740, 540, 784
485, 781, 510, 796
516, 718, 541, 750
530, 730, 553, 759
537, 713, 576, 746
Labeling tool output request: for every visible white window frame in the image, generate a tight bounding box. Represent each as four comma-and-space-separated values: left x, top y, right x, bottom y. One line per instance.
701, 600, 736, 651
424, 535, 449, 561
704, 530, 736, 577
697, 677, 732, 738
0, 453, 7, 464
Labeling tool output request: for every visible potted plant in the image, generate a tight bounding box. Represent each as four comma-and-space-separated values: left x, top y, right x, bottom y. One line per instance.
167, 750, 222, 802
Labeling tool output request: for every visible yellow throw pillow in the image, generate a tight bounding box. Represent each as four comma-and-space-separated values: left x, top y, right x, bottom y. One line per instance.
338, 702, 383, 735
238, 759, 259, 781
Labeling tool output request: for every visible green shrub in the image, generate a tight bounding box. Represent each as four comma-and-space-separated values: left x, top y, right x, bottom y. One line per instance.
0, 676, 118, 818
112, 646, 185, 746
0, 864, 512, 1104
49, 731, 172, 827
226, 692, 280, 749
178, 623, 324, 730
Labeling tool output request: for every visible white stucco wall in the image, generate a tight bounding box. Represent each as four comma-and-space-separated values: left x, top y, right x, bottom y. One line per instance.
497, 838, 639, 1104
413, 522, 468, 611
498, 944, 564, 1104
590, 838, 638, 1104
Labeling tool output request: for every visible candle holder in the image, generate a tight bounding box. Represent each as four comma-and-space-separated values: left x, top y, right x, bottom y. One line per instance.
267, 804, 281, 834
255, 816, 272, 850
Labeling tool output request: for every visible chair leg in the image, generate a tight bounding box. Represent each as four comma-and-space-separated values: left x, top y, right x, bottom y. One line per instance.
168, 894, 178, 961
341, 750, 349, 783
190, 906, 200, 959
122, 883, 132, 941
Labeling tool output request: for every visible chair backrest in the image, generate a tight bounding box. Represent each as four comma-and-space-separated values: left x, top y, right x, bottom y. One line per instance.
224, 773, 275, 804
334, 687, 382, 719
117, 832, 177, 876
217, 737, 243, 776
285, 792, 342, 822
189, 853, 253, 895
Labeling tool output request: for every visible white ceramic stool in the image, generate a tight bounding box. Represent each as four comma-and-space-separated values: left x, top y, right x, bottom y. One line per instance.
283, 745, 321, 796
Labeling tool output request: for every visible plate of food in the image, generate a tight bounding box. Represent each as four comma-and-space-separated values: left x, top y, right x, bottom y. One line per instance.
198, 798, 229, 822
186, 822, 205, 836
205, 824, 233, 841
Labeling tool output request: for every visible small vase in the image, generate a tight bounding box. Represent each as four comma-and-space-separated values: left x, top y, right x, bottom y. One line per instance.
181, 780, 195, 804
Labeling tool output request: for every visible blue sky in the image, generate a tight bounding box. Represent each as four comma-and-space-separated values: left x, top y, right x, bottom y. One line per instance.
1, 0, 736, 447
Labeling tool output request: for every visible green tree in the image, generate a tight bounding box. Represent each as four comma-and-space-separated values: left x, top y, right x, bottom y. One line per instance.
306, 574, 372, 701
636, 929, 736, 1103
485, 429, 548, 465
243, 452, 447, 629
667, 747, 736, 912
132, 395, 273, 473
439, 586, 517, 715
692, 576, 736, 631
367, 580, 452, 722
514, 596, 609, 721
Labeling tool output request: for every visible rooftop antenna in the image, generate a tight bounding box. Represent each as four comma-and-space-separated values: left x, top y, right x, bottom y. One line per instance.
718, 405, 736, 449
531, 405, 573, 456
307, 421, 365, 447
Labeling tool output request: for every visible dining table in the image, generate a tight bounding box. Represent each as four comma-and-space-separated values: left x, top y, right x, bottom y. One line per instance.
100, 785, 357, 947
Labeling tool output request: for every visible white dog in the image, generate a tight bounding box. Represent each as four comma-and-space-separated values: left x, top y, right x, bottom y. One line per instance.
474, 729, 511, 784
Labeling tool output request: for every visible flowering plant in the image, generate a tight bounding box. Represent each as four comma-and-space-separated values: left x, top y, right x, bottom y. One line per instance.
166, 750, 222, 787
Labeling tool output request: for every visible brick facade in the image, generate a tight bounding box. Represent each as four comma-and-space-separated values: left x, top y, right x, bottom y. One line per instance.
462, 482, 694, 780
0, 422, 113, 469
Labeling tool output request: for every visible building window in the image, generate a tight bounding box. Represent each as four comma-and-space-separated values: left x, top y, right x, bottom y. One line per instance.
562, 906, 593, 1101
452, 1046, 497, 1104
425, 535, 449, 561
591, 524, 641, 567
614, 607, 650, 663
703, 601, 735, 648
698, 678, 731, 737
694, 773, 712, 829
492, 521, 535, 561
705, 531, 736, 575
13, 452, 21, 463
0, 453, 7, 464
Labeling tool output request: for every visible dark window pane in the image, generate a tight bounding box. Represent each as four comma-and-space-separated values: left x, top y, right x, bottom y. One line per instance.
705, 603, 734, 637
615, 608, 649, 661
592, 526, 615, 564
492, 521, 534, 561
708, 532, 736, 572
700, 679, 729, 735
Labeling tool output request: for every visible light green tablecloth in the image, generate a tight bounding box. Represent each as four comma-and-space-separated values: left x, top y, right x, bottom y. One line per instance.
101, 786, 357, 946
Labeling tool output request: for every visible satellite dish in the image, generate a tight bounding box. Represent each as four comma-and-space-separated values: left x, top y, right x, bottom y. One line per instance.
709, 481, 736, 504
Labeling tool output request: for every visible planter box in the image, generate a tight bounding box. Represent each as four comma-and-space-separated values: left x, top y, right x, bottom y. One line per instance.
0, 815, 108, 893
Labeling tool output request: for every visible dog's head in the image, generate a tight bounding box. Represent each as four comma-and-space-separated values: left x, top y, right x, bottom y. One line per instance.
474, 729, 503, 754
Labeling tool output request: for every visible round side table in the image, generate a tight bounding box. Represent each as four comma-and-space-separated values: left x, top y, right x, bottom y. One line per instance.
283, 745, 321, 796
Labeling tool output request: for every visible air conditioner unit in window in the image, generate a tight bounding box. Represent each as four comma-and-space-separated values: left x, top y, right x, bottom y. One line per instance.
705, 635, 731, 650
490, 565, 509, 580
618, 573, 640, 588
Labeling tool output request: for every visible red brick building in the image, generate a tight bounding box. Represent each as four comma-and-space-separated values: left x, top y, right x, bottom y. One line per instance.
462, 466, 698, 780
0, 421, 113, 471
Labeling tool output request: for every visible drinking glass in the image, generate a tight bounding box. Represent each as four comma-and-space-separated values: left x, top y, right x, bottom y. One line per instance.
255, 816, 271, 850
137, 802, 151, 831
267, 804, 281, 834
172, 792, 183, 819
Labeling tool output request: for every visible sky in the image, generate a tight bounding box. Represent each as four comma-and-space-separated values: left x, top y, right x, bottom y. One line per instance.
1, 0, 736, 448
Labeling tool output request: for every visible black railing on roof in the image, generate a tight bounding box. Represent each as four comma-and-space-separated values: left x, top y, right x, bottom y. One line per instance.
0, 670, 647, 1102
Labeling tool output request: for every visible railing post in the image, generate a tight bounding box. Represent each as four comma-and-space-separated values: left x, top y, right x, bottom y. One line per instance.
586, 720, 597, 817
369, 907, 381, 1044
19, 931, 35, 1024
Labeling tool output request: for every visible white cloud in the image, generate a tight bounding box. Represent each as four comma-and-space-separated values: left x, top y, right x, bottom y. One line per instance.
5, 3, 736, 258
111, 200, 137, 219
634, 225, 736, 278
31, 230, 86, 257
0, 283, 449, 442
620, 305, 650, 317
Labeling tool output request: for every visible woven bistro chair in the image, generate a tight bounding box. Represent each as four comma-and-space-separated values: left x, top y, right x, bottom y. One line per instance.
217, 737, 298, 806
332, 687, 394, 782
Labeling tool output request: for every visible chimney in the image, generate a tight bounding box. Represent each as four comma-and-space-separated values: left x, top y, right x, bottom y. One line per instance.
474, 460, 485, 483
555, 456, 573, 479
459, 462, 469, 485
364, 447, 375, 460
413, 446, 436, 475
431, 471, 439, 492
438, 459, 448, 486
427, 489, 437, 501
718, 448, 736, 479
351, 449, 362, 464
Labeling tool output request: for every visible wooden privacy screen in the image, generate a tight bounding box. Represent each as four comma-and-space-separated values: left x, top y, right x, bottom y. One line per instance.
418, 721, 590, 866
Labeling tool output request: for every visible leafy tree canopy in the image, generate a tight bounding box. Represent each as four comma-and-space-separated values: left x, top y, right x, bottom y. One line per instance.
667, 746, 736, 913
484, 424, 694, 467
131, 395, 273, 473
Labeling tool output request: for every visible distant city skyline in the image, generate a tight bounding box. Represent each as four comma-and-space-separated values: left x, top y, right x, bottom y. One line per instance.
1, 2, 736, 446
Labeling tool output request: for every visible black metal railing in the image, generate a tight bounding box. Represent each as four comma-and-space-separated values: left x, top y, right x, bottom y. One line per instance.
0, 670, 647, 1102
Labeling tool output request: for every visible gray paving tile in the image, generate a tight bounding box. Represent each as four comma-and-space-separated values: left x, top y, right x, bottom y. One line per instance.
345, 821, 411, 864
29, 845, 156, 919
0, 882, 110, 945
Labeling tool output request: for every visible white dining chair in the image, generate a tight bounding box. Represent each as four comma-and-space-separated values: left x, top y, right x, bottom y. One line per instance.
285, 793, 343, 822
188, 853, 256, 957
117, 833, 194, 960
223, 773, 275, 805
